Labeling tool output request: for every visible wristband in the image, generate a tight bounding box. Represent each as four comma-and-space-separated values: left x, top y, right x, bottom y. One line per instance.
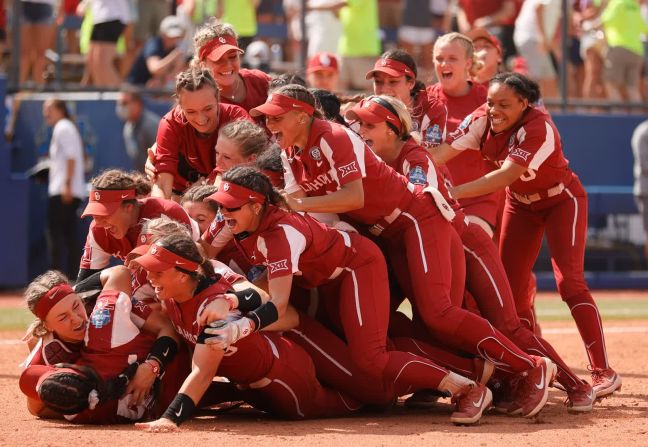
146, 336, 177, 374
143, 359, 160, 377
232, 288, 262, 312
162, 393, 196, 426
248, 301, 279, 331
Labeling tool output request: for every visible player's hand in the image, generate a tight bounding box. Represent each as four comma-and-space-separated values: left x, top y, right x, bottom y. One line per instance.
125, 362, 157, 406
197, 296, 233, 327
282, 193, 304, 212
61, 185, 73, 204
145, 146, 158, 182
135, 417, 178, 432
202, 318, 253, 350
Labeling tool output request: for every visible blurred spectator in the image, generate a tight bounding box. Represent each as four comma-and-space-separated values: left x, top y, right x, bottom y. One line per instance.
57, 0, 82, 54
116, 87, 161, 171
244, 40, 271, 72
0, 1, 6, 70
216, 0, 259, 50
306, 52, 340, 92
84, 0, 131, 87
127, 15, 187, 86
338, 0, 381, 91
513, 0, 561, 99
134, 0, 172, 46
378, 0, 401, 32
20, 0, 56, 87
641, 0, 648, 99
284, 0, 345, 59
42, 99, 85, 279
269, 72, 307, 90
601, 0, 648, 103
457, 0, 517, 62
175, 0, 217, 52
398, 0, 435, 75
576, 0, 607, 100
467, 27, 502, 85
632, 118, 648, 260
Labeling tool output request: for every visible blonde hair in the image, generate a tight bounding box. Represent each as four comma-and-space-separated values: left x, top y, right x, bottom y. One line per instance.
434, 32, 483, 78
141, 215, 193, 242
193, 18, 239, 62
23, 271, 70, 339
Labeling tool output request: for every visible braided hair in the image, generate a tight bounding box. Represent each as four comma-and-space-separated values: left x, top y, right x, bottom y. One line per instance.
489, 72, 541, 104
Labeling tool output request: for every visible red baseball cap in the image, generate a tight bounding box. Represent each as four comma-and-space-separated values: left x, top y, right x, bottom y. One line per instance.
129, 242, 199, 273
307, 52, 339, 73
81, 189, 136, 218
467, 28, 502, 54
205, 181, 266, 209
199, 35, 244, 62
366, 58, 415, 80
250, 93, 315, 117
345, 98, 403, 133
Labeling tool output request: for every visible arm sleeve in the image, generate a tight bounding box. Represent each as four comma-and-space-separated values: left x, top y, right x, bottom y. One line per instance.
154, 116, 181, 176
447, 113, 488, 151
259, 227, 306, 280
281, 151, 302, 194
508, 120, 556, 171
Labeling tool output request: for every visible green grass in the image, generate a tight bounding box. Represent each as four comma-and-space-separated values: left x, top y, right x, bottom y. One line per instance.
396, 297, 648, 322
0, 308, 35, 331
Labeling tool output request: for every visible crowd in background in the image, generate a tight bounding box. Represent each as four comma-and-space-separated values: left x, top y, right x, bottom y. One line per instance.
0, 0, 646, 104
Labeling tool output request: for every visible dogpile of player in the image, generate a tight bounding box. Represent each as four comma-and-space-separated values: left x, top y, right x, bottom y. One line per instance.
18, 20, 621, 431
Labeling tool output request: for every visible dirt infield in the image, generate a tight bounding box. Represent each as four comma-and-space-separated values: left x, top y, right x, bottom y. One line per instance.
1, 293, 647, 446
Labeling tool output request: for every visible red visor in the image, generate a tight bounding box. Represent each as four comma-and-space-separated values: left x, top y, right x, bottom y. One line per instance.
366, 58, 415, 80
81, 189, 136, 218
131, 242, 200, 273
345, 98, 403, 133
33, 283, 76, 320
250, 93, 315, 117
199, 35, 244, 62
467, 28, 502, 55
307, 52, 339, 73
206, 181, 266, 209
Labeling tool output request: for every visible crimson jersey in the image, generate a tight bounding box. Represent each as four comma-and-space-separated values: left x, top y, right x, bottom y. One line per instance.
232, 206, 358, 288
220, 69, 271, 112
415, 92, 449, 148
447, 105, 572, 195
389, 138, 444, 189
163, 277, 276, 385
80, 197, 196, 271
155, 104, 252, 192
281, 119, 416, 226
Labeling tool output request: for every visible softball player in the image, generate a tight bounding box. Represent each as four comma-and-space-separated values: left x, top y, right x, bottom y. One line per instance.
348, 94, 596, 412
432, 72, 621, 399
151, 67, 252, 199
193, 19, 271, 112
251, 85, 557, 418
204, 166, 494, 425
78, 169, 199, 283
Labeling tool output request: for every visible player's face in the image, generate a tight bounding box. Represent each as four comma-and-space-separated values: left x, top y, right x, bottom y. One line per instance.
204, 50, 241, 89
43, 293, 88, 343
307, 70, 339, 92
146, 268, 190, 301
216, 135, 256, 172
486, 83, 529, 134
434, 41, 472, 93
182, 200, 217, 235
220, 202, 262, 235
473, 39, 501, 83
372, 72, 414, 105
265, 110, 307, 148
179, 87, 221, 135
92, 204, 134, 239
357, 120, 394, 155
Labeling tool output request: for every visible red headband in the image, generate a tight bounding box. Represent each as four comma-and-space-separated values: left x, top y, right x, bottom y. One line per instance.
206, 181, 266, 209
81, 189, 137, 218
34, 283, 75, 320
199, 35, 243, 62
250, 93, 315, 117
366, 58, 415, 80
133, 242, 200, 273
345, 98, 403, 134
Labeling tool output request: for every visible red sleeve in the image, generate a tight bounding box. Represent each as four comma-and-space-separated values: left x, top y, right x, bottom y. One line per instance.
218, 103, 253, 126
446, 104, 489, 150
506, 119, 556, 170
161, 199, 192, 226
420, 97, 448, 148
154, 110, 182, 177
130, 298, 153, 323
320, 126, 366, 187
258, 227, 305, 280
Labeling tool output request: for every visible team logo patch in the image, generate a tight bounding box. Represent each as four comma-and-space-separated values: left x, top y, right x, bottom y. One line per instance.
458, 114, 472, 131
408, 166, 427, 185
320, 54, 331, 66
219, 37, 226, 43
425, 124, 443, 146
510, 148, 531, 162
140, 234, 148, 244
267, 259, 289, 274
338, 161, 358, 178
90, 308, 111, 329
151, 245, 158, 254
94, 191, 101, 201
310, 147, 322, 161
222, 182, 230, 192
381, 59, 388, 66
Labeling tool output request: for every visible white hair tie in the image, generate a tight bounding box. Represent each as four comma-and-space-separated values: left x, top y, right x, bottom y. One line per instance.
88, 389, 99, 410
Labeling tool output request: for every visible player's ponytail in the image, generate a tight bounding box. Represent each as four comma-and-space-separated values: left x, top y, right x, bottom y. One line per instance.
490, 72, 541, 105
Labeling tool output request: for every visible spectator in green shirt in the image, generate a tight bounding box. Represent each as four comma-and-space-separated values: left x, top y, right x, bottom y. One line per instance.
217, 0, 259, 50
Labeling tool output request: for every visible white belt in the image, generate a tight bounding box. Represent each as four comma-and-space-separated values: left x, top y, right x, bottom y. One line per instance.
511, 183, 565, 205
